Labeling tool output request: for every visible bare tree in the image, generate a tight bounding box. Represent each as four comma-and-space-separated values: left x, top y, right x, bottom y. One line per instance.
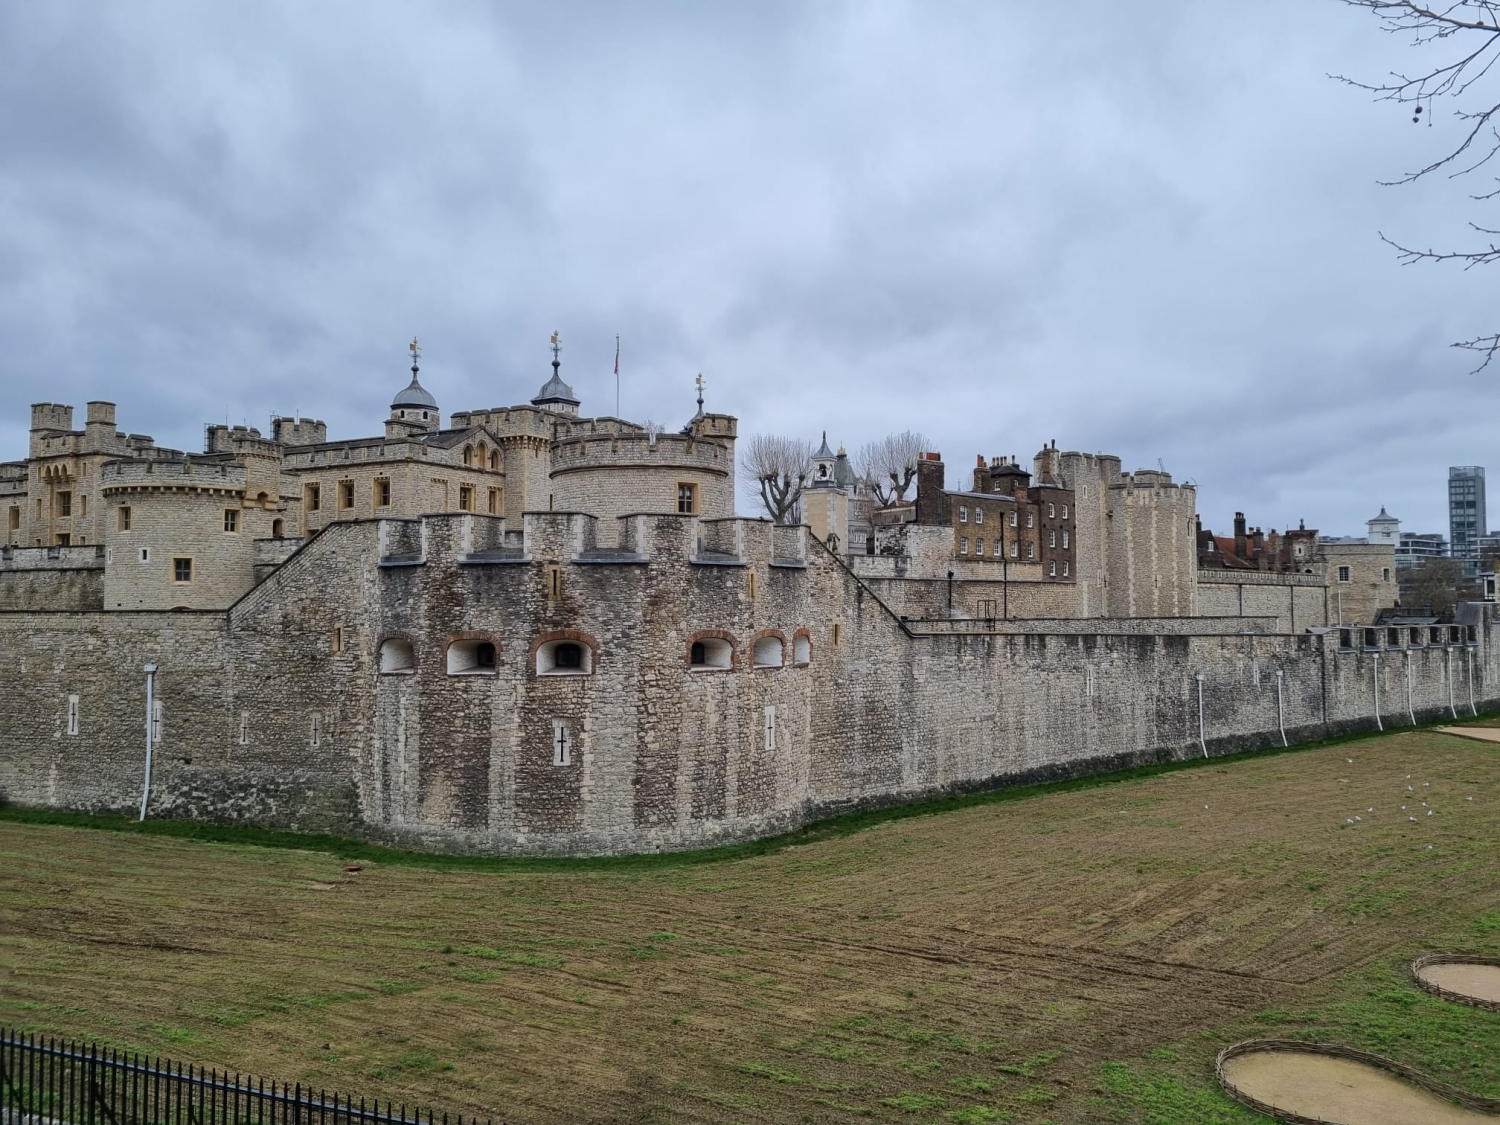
1337, 1, 1500, 367
1399, 556, 1470, 615
742, 434, 812, 524
855, 430, 928, 506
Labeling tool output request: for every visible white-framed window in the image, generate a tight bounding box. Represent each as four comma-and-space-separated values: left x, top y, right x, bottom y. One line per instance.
1008, 511, 1017, 527
958, 505, 968, 523
1010, 540, 1018, 558
959, 537, 968, 554
1026, 513, 1034, 528
1063, 561, 1069, 576
1062, 531, 1069, 548
552, 719, 572, 766
1061, 504, 1068, 519
67, 694, 79, 736
975, 539, 985, 556
1049, 530, 1056, 548
974, 508, 984, 525
1048, 502, 1055, 517
1027, 543, 1035, 559
764, 705, 776, 752
1049, 560, 1057, 576
1338, 565, 1351, 583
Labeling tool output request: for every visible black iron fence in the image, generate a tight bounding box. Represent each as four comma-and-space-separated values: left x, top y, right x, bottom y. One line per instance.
0, 1031, 491, 1125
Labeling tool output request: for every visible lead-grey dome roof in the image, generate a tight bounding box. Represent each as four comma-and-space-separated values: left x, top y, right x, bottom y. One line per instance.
392, 374, 438, 409
533, 371, 579, 406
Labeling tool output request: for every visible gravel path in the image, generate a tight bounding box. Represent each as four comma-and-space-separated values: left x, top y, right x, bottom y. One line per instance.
1221, 1050, 1495, 1124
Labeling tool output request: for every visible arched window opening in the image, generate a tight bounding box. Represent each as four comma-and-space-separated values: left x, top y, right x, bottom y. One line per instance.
256, 491, 270, 507
753, 636, 784, 669
447, 638, 498, 675
536, 639, 593, 675
463, 444, 474, 466
379, 638, 415, 673
690, 637, 733, 671
489, 451, 500, 470
793, 633, 811, 666
272, 518, 285, 537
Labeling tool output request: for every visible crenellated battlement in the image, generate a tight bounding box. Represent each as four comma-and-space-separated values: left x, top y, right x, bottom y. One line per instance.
549, 430, 732, 477
100, 458, 247, 494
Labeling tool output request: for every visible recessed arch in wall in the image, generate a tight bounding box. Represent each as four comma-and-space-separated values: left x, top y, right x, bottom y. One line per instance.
531, 629, 599, 676
792, 627, 812, 666
687, 629, 737, 671
378, 636, 416, 674
445, 632, 500, 675
749, 628, 786, 670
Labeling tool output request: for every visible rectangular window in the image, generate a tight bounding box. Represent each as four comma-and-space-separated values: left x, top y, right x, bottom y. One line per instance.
552, 719, 572, 766
1338, 565, 1351, 583
35, 499, 42, 520
764, 705, 776, 752
547, 564, 562, 599
1063, 561, 1069, 577
375, 478, 391, 508
173, 557, 192, 583
331, 626, 344, 654
1049, 560, 1057, 576
1008, 511, 1017, 527
223, 508, 239, 533
79, 496, 87, 517
831, 621, 841, 646
488, 488, 501, 515
306, 483, 321, 512
1047, 502, 1055, 517
1382, 567, 1391, 582
974, 508, 983, 525
1027, 543, 1034, 559
57, 491, 71, 517
338, 480, 355, 510
1026, 512, 1034, 528
139, 547, 150, 563
958, 505, 968, 523
959, 536, 968, 555
1061, 504, 1068, 519
676, 482, 698, 514
7, 507, 17, 532
975, 538, 985, 556
67, 694, 79, 736
1062, 531, 1069, 548
459, 485, 474, 511
117, 505, 131, 531
1049, 530, 1056, 548
1010, 540, 1018, 557
54, 532, 70, 547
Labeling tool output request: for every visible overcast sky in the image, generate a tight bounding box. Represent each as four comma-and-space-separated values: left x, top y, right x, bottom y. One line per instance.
1, 1, 1493, 536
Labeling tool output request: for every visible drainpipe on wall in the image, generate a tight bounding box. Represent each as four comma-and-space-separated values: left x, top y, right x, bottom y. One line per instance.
1447, 646, 1458, 720
1275, 669, 1287, 747
138, 662, 157, 822
1467, 645, 1477, 716
1371, 653, 1382, 732
1195, 673, 1207, 758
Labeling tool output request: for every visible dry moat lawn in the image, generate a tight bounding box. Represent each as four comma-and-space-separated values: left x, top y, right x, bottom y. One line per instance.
3, 731, 1499, 1125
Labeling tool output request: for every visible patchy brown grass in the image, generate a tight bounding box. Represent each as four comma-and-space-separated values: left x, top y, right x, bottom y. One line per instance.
3, 731, 1499, 1125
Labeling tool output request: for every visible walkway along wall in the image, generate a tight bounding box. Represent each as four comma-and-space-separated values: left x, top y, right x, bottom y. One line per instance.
0, 513, 1495, 856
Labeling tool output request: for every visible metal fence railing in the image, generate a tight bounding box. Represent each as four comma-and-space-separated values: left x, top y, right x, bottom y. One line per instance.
0, 1031, 490, 1125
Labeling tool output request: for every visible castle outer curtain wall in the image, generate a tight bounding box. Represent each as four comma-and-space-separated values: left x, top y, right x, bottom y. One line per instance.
1, 511, 1495, 857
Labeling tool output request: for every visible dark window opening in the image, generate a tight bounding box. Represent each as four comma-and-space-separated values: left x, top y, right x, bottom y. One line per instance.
476, 642, 496, 667
553, 642, 582, 669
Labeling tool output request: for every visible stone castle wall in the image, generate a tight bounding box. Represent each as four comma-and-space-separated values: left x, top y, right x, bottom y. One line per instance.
2, 511, 1495, 857
1196, 570, 1330, 633
0, 545, 104, 610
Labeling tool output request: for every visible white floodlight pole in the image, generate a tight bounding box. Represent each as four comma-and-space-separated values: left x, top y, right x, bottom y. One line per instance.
139, 663, 158, 821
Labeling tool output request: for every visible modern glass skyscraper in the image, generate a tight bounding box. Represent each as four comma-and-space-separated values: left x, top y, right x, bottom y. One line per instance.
1449, 465, 1487, 574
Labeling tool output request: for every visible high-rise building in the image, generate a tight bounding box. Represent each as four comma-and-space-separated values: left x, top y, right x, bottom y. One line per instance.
1448, 465, 1486, 574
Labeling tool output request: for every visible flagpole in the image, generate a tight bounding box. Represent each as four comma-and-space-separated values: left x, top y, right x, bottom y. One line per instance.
614, 335, 621, 419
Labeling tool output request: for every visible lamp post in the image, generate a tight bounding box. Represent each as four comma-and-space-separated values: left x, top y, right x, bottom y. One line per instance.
138, 663, 157, 821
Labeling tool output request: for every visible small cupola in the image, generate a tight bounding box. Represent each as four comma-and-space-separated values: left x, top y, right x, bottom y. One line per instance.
391, 338, 440, 432
532, 332, 580, 416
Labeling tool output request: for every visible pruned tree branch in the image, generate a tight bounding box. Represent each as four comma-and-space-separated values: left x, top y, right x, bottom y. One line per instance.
1339, 0, 1500, 369
741, 434, 812, 525
855, 431, 927, 507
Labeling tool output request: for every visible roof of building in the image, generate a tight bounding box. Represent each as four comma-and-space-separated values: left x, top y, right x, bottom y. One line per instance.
533, 366, 580, 406
834, 450, 857, 489
814, 431, 834, 460
1369, 506, 1398, 523
391, 374, 438, 409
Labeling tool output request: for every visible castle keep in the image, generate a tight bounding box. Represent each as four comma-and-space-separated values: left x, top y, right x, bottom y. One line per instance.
1, 347, 1486, 856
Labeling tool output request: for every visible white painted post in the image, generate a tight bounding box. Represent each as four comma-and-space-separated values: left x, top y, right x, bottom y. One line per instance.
1447, 646, 1458, 720
1275, 669, 1287, 747
1195, 674, 1207, 758
1372, 653, 1382, 732
138, 663, 157, 821
1467, 645, 1477, 716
